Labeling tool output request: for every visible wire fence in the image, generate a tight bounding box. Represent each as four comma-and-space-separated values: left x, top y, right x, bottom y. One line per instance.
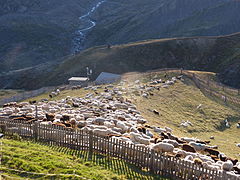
0, 87, 55, 106
183, 71, 240, 108
0, 119, 239, 180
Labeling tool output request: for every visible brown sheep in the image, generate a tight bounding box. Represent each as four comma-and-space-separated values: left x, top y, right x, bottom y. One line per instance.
137, 127, 147, 134
160, 132, 169, 139
196, 140, 210, 145
144, 124, 152, 129
182, 144, 196, 153
153, 109, 160, 115
61, 115, 70, 122
194, 158, 203, 166
209, 155, 220, 162
46, 113, 55, 122
204, 148, 220, 157
150, 138, 162, 144
13, 117, 26, 121
233, 166, 240, 174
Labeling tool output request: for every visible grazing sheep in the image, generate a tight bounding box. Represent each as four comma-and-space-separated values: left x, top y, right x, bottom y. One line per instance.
153, 127, 166, 133
189, 142, 207, 151
164, 126, 172, 133
222, 160, 233, 171
153, 109, 160, 115
162, 139, 179, 148
197, 104, 202, 109
181, 137, 197, 143
184, 155, 194, 162
193, 158, 203, 166
182, 144, 196, 153
204, 148, 220, 157
151, 142, 174, 153
130, 132, 150, 145
93, 129, 111, 137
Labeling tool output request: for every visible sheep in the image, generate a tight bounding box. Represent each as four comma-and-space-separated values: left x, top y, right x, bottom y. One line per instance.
197, 104, 202, 109
204, 148, 220, 158
162, 139, 179, 148
146, 129, 153, 138
189, 142, 207, 151
202, 162, 220, 171
153, 127, 166, 133
130, 132, 150, 145
181, 137, 198, 143
193, 158, 203, 166
224, 119, 230, 128
153, 109, 160, 115
184, 155, 194, 162
164, 126, 172, 133
151, 142, 174, 153
93, 129, 111, 137
222, 160, 234, 171
116, 121, 129, 132
180, 121, 193, 127
182, 144, 196, 153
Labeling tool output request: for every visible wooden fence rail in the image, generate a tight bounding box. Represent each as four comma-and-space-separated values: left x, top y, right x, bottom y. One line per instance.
0, 119, 239, 180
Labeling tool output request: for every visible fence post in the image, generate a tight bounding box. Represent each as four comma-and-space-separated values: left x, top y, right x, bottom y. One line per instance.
88, 131, 93, 160
35, 105, 38, 119
33, 121, 39, 141
149, 149, 156, 173
238, 89, 240, 96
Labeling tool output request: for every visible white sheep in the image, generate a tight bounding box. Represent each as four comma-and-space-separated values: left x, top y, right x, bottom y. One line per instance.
93, 129, 111, 137
202, 162, 220, 171
130, 132, 150, 145
153, 127, 166, 133
165, 126, 172, 133
151, 142, 174, 153
181, 137, 198, 143
162, 139, 179, 148
189, 142, 207, 151
222, 160, 233, 171
184, 155, 194, 162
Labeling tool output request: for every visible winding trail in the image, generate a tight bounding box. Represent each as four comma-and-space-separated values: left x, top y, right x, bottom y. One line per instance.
72, 0, 106, 54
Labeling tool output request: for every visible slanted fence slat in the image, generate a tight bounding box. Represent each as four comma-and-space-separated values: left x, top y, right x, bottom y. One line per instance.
0, 118, 239, 180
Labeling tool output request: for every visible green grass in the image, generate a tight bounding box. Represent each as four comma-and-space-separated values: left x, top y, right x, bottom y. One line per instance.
0, 89, 24, 100
0, 136, 168, 180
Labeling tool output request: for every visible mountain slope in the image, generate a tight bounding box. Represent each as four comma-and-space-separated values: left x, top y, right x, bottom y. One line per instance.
0, 0, 100, 73
1, 32, 240, 89
42, 33, 240, 88
84, 0, 240, 48
1, 0, 240, 74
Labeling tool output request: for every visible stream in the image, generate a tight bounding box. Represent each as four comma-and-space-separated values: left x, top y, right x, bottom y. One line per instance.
72, 0, 106, 54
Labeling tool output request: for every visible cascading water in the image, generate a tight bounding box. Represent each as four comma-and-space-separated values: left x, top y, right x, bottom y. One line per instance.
72, 0, 106, 54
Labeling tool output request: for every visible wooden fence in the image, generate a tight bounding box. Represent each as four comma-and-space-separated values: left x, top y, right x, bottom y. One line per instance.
0, 118, 239, 180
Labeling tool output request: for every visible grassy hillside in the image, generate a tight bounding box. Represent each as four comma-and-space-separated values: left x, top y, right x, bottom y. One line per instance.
26, 70, 240, 159
1, 137, 166, 179
21, 32, 240, 90
0, 89, 23, 100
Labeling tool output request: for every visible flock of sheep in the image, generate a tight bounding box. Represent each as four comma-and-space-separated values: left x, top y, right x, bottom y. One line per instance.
0, 74, 240, 178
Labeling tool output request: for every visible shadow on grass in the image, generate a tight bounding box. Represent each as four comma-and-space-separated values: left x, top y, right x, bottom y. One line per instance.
36, 141, 169, 180
217, 116, 240, 131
